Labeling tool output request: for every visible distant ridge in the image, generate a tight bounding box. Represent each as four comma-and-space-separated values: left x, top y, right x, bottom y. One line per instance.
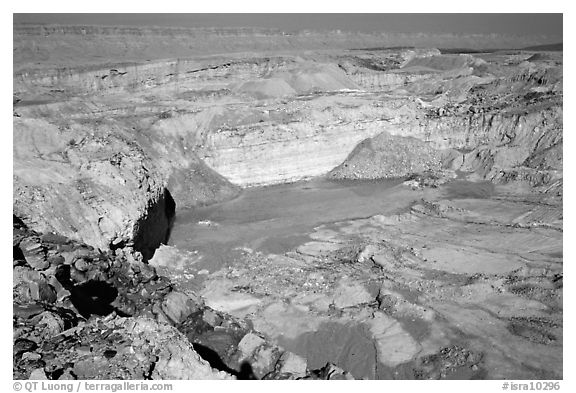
14, 24, 562, 72
521, 43, 563, 51
439, 48, 499, 54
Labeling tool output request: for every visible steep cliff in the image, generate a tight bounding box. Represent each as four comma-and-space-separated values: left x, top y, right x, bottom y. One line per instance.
13, 116, 169, 255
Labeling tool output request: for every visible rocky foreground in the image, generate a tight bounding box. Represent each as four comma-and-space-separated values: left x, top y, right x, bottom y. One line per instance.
14, 215, 358, 379
13, 25, 562, 379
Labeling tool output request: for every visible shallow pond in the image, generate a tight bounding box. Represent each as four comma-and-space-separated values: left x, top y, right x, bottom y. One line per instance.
168, 177, 496, 272
168, 177, 419, 269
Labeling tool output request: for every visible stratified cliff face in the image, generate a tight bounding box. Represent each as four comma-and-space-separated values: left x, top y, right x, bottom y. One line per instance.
330, 105, 562, 183
198, 102, 388, 186
330, 52, 563, 184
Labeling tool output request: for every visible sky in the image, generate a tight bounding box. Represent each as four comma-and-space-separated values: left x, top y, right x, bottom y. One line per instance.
13, 14, 563, 37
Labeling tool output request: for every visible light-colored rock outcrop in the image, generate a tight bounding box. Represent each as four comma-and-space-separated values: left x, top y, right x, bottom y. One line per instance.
123, 317, 234, 379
